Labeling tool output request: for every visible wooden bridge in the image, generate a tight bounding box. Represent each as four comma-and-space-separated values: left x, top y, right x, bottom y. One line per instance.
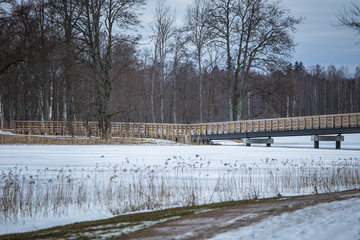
12, 113, 360, 148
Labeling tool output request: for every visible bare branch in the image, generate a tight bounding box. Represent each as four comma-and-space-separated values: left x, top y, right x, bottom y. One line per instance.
337, 1, 360, 36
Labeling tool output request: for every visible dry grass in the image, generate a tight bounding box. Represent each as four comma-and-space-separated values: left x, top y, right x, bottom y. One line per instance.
0, 156, 359, 225
0, 134, 164, 145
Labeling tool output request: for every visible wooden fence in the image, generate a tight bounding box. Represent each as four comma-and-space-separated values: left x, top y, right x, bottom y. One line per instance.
13, 113, 360, 140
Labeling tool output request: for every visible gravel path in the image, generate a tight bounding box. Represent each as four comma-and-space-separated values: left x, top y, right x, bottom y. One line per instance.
114, 189, 360, 240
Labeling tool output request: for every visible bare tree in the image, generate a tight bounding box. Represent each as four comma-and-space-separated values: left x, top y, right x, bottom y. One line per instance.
151, 0, 175, 123
150, 46, 157, 123
236, 0, 301, 120
170, 28, 186, 123
0, 0, 61, 125
184, 0, 211, 123
0, 0, 29, 76
75, 0, 144, 139
207, 0, 301, 120
337, 1, 360, 36
205, 44, 222, 122
207, 0, 237, 121
50, 0, 82, 122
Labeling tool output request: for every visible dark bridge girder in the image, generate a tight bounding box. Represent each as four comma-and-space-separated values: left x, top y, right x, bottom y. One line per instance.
191, 127, 360, 141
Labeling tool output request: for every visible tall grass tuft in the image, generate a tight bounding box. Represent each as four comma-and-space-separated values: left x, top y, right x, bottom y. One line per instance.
0, 157, 359, 224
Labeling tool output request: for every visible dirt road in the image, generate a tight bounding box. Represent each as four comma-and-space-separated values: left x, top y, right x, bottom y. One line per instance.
115, 189, 360, 240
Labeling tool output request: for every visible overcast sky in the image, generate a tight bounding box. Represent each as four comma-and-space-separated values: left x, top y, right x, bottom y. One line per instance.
141, 0, 360, 75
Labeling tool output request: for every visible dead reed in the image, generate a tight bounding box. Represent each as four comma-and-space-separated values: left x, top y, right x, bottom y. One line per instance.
0, 134, 162, 145
1, 156, 359, 224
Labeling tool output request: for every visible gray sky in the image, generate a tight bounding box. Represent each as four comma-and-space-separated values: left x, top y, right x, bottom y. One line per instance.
142, 0, 360, 75
285, 0, 359, 74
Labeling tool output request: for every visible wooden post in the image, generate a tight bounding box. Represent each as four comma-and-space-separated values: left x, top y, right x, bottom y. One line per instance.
171, 125, 174, 139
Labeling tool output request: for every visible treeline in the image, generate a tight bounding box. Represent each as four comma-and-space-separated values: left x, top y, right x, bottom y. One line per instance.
0, 0, 359, 138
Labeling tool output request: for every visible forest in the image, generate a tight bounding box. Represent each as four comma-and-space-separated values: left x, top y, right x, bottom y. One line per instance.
1, 0, 359, 138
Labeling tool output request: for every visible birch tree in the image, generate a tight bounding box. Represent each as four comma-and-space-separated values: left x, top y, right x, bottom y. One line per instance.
170, 29, 186, 123
185, 0, 211, 123
151, 0, 175, 123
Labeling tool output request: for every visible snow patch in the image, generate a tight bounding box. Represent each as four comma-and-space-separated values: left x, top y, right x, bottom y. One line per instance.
210, 198, 360, 240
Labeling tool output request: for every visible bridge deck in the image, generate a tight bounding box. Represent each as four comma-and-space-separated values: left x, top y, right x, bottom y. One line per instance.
12, 113, 360, 142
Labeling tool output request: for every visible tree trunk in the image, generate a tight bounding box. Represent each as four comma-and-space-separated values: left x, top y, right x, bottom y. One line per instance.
172, 67, 177, 124
198, 57, 203, 123
160, 74, 164, 123
151, 71, 156, 123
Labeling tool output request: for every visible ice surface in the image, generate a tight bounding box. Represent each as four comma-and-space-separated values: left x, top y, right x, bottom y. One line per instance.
0, 134, 359, 235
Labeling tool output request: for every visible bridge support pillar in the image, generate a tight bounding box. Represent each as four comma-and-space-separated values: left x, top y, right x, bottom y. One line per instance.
244, 137, 274, 147
314, 140, 319, 149
311, 134, 344, 149
336, 140, 341, 150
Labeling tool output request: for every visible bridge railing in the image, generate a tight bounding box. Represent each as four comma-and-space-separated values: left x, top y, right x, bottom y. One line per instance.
197, 113, 360, 135
12, 113, 360, 139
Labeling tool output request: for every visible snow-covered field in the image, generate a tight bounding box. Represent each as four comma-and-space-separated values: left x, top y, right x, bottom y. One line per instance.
0, 133, 359, 236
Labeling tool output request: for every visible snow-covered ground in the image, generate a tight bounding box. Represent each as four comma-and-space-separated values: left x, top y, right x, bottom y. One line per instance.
210, 198, 360, 240
0, 133, 359, 235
